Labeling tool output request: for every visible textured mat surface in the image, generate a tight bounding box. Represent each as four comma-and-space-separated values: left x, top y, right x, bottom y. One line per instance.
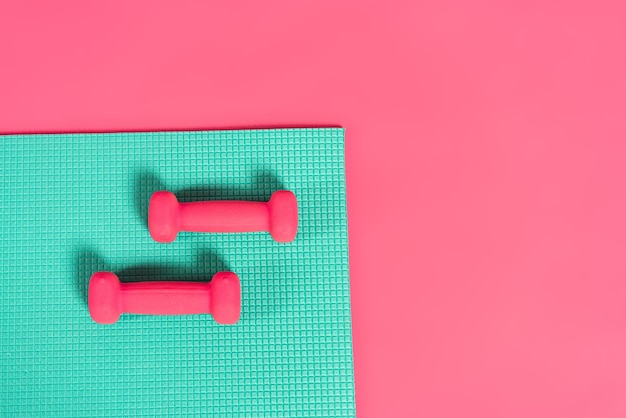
0, 128, 354, 417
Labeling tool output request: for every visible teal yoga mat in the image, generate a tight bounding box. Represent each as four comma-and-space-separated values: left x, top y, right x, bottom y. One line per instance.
0, 128, 355, 417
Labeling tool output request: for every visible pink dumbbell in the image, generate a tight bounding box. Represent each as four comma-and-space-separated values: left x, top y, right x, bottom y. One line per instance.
148, 190, 298, 243
88, 271, 241, 325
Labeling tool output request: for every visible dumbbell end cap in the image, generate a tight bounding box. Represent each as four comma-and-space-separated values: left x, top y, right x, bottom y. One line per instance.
268, 190, 298, 242
148, 191, 180, 243
210, 272, 241, 325
89, 272, 122, 324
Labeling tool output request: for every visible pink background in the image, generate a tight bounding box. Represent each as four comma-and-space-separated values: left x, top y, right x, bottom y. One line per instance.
2, 1, 626, 416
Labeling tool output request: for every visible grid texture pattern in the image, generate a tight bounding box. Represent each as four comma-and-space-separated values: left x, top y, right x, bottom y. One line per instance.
0, 128, 354, 417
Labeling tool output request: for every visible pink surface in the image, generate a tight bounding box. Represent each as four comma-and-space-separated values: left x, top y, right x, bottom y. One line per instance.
2, 1, 626, 416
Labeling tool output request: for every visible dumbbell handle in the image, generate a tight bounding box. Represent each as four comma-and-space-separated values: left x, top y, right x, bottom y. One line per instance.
180, 201, 269, 232
121, 281, 211, 315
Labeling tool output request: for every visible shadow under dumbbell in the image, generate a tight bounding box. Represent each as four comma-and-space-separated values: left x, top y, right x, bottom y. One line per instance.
74, 249, 228, 305
176, 171, 284, 203
132, 169, 285, 228
74, 247, 108, 306
133, 170, 165, 228
117, 250, 229, 283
